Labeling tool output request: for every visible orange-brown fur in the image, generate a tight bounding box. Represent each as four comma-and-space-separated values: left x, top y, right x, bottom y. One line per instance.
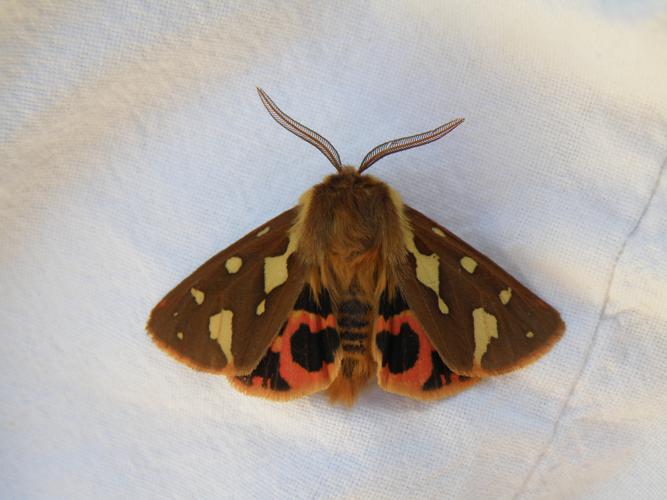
296, 166, 408, 404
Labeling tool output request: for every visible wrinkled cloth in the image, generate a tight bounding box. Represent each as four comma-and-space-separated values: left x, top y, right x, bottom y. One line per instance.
2, 2, 667, 499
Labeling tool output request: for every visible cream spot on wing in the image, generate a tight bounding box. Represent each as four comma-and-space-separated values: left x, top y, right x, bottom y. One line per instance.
225, 256, 243, 274
172, 312, 178, 317
472, 307, 499, 369
432, 227, 446, 237
176, 331, 184, 340
526, 331, 535, 338
460, 256, 478, 274
256, 226, 270, 237
264, 236, 298, 295
209, 309, 234, 363
404, 232, 449, 314
256, 299, 266, 316
499, 288, 512, 305
190, 287, 205, 305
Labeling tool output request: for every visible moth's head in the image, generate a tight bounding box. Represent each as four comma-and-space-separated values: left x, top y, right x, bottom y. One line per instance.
310, 165, 399, 208
313, 165, 386, 195
256, 87, 464, 175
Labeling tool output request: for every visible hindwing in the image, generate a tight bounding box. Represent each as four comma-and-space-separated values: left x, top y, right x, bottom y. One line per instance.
230, 285, 342, 400
147, 208, 307, 375
398, 205, 565, 377
372, 288, 480, 400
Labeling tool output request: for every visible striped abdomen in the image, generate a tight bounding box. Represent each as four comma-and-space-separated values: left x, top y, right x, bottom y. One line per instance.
327, 292, 375, 404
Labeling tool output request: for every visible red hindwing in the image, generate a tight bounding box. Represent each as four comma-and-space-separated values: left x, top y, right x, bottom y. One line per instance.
229, 286, 341, 400
373, 289, 480, 400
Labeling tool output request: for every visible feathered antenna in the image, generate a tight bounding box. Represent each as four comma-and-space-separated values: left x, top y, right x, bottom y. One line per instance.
257, 88, 342, 172
358, 118, 464, 173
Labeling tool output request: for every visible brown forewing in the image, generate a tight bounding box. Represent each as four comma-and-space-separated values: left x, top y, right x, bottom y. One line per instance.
398, 205, 565, 377
147, 207, 307, 375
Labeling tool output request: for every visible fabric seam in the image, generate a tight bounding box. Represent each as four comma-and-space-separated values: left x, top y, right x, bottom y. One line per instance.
512, 152, 667, 499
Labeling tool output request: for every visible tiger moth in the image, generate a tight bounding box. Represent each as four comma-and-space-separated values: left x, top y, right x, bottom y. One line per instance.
147, 88, 565, 405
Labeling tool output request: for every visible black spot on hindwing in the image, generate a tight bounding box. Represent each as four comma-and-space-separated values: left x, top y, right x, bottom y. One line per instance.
423, 351, 471, 391
375, 324, 419, 374
293, 285, 332, 315
290, 283, 341, 372
378, 288, 410, 318
423, 351, 451, 390
290, 325, 339, 372
236, 348, 290, 391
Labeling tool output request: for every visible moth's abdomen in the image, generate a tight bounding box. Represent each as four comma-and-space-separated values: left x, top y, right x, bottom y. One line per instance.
326, 292, 376, 405
338, 297, 372, 354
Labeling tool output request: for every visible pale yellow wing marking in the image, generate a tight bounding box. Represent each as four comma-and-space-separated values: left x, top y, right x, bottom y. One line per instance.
176, 331, 184, 340
404, 231, 449, 314
460, 256, 478, 274
472, 307, 498, 369
499, 288, 512, 305
190, 287, 205, 305
526, 331, 535, 338
209, 309, 234, 364
254, 190, 311, 318
264, 235, 298, 295
225, 256, 243, 274
432, 227, 446, 237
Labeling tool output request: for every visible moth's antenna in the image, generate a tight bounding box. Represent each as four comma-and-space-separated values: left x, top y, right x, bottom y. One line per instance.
257, 88, 342, 172
358, 118, 464, 174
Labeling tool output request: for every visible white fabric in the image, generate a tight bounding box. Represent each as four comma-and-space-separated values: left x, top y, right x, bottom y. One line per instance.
2, 2, 667, 498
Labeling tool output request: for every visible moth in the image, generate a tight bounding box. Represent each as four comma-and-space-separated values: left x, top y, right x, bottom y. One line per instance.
147, 88, 565, 405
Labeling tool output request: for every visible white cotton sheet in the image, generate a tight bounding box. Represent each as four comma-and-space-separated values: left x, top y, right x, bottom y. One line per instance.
2, 1, 667, 498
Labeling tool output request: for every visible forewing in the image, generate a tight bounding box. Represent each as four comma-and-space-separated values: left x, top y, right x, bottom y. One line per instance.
147, 207, 307, 375
372, 288, 479, 400
398, 205, 565, 377
229, 285, 341, 400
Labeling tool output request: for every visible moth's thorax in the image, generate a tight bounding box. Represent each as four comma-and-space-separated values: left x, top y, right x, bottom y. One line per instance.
295, 167, 408, 298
